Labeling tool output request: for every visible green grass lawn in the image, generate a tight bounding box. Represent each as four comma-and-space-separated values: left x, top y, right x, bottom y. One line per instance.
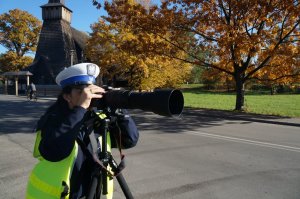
182, 88, 300, 118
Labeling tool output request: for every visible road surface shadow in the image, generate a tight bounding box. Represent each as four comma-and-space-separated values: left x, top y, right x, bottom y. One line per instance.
0, 95, 299, 135
0, 97, 54, 134
130, 107, 300, 134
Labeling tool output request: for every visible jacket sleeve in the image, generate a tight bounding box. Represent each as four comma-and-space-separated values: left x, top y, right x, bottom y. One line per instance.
39, 106, 87, 162
109, 109, 139, 149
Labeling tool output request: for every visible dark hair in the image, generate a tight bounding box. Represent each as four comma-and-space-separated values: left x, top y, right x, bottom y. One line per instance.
36, 93, 69, 130
44, 85, 89, 115
37, 84, 90, 130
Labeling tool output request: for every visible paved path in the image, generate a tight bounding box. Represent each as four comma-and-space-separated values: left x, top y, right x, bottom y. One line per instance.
0, 94, 300, 199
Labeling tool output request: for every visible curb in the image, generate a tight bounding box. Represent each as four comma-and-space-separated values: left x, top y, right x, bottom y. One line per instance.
184, 108, 300, 127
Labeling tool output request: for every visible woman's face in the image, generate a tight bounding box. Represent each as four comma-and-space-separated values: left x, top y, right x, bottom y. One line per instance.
63, 87, 85, 109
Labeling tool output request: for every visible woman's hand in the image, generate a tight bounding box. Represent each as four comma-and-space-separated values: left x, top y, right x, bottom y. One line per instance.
65, 85, 106, 109
78, 85, 105, 109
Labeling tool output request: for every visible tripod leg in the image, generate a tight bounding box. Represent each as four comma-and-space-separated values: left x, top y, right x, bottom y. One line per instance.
101, 167, 114, 198
102, 167, 107, 195
116, 173, 134, 199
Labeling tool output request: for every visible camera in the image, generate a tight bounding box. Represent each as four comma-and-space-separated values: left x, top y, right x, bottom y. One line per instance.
91, 88, 184, 117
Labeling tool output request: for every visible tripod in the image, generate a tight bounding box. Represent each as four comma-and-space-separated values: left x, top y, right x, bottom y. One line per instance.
86, 112, 134, 199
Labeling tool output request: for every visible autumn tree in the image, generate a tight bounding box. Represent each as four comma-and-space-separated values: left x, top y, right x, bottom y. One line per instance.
86, 0, 191, 90
96, 0, 300, 111
201, 68, 235, 91
255, 44, 300, 94
0, 9, 41, 72
85, 19, 150, 89
92, 0, 152, 9
0, 52, 33, 73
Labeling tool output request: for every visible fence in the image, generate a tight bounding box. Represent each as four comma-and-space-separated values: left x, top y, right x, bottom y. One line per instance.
35, 85, 61, 97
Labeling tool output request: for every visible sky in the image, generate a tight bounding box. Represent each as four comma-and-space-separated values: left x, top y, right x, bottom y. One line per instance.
0, 0, 161, 56
0, 0, 109, 55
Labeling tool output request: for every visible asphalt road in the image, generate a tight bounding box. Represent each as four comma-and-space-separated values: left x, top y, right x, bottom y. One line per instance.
1, 94, 300, 199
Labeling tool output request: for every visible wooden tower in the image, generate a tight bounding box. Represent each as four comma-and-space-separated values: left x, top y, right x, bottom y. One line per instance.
29, 0, 84, 84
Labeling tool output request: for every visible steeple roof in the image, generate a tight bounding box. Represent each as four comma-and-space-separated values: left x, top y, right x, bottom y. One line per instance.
49, 0, 65, 4
41, 0, 72, 12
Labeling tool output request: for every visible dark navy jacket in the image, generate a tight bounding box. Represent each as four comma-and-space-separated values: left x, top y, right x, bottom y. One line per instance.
37, 100, 139, 199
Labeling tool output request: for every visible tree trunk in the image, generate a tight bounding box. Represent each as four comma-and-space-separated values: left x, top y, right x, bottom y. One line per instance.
270, 85, 276, 95
235, 77, 245, 111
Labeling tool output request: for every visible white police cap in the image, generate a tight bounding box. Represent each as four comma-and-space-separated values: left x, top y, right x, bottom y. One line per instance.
56, 63, 100, 88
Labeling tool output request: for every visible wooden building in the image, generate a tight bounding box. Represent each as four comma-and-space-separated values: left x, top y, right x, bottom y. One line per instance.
28, 0, 89, 85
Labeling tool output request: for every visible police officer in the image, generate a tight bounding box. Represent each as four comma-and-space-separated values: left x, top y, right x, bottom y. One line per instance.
26, 63, 139, 199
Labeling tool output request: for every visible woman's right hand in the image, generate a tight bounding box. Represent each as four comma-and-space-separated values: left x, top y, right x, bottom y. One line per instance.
64, 85, 106, 109
78, 85, 105, 109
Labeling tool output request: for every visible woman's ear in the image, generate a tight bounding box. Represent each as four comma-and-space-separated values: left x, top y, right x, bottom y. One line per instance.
63, 93, 71, 103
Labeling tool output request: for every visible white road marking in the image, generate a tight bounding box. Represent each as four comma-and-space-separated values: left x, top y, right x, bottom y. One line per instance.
187, 131, 300, 153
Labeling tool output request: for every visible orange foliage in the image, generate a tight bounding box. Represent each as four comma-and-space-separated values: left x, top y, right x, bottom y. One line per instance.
0, 9, 41, 71
86, 0, 192, 90
0, 9, 41, 56
102, 0, 300, 109
0, 51, 33, 72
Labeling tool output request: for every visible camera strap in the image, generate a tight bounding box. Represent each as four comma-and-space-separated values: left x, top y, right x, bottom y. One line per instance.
89, 131, 115, 177
76, 130, 114, 177
77, 117, 126, 177
111, 121, 126, 175
83, 111, 127, 176
88, 130, 126, 177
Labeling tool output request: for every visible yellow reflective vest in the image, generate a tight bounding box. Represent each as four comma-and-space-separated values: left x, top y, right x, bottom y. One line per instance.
26, 125, 114, 199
